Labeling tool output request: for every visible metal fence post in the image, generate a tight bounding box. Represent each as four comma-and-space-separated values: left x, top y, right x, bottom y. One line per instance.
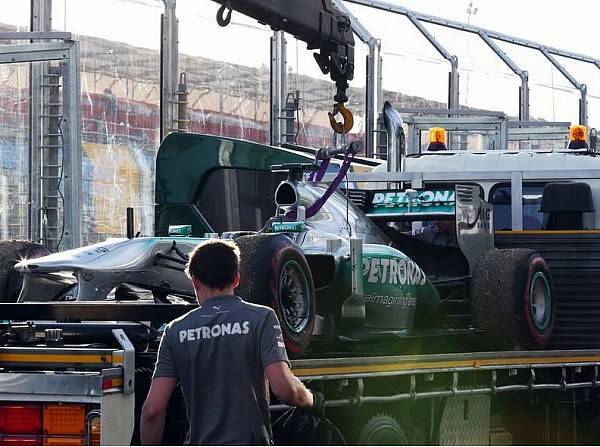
270, 31, 286, 146
579, 84, 588, 128
448, 56, 460, 110
160, 0, 178, 141
29, 0, 52, 244
61, 41, 82, 248
519, 71, 530, 122
365, 38, 382, 158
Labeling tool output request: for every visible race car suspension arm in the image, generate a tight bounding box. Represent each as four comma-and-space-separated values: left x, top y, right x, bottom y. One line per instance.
212, 0, 355, 133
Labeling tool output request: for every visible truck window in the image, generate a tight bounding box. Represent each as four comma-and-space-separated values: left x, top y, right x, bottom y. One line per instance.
195, 168, 286, 233
490, 184, 545, 230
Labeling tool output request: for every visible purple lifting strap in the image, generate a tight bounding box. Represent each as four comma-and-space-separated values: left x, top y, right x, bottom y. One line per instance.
307, 158, 331, 182
290, 147, 355, 219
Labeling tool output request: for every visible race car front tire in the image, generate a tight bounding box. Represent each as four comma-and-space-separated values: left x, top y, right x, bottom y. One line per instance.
471, 248, 555, 350
235, 233, 316, 354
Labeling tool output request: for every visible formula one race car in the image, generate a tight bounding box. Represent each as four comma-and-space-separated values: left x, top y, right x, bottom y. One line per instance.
12, 133, 555, 355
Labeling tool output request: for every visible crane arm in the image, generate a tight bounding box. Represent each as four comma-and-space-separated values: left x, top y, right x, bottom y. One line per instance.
213, 0, 355, 133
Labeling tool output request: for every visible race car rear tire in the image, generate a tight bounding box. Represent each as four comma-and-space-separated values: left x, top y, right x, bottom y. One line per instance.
471, 248, 555, 350
235, 233, 316, 354
0, 240, 51, 302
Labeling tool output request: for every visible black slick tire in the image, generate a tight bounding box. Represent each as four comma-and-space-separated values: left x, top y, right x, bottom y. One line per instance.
471, 248, 555, 350
235, 233, 316, 354
0, 240, 51, 302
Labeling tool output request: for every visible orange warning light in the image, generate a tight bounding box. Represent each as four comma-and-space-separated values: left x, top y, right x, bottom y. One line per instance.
427, 127, 447, 151
568, 124, 588, 149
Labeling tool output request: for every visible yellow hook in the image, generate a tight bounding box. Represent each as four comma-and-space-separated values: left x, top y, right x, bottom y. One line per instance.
328, 102, 354, 134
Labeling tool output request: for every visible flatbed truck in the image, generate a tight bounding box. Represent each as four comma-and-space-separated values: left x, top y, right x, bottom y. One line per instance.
1, 303, 600, 445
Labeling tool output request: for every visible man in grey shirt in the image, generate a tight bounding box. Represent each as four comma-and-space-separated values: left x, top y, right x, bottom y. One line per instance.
140, 240, 322, 445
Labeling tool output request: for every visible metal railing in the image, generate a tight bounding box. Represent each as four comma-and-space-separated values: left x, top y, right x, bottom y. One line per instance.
270, 350, 600, 410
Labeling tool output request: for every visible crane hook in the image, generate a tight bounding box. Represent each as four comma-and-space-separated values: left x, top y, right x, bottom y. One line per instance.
328, 102, 354, 134
217, 1, 233, 27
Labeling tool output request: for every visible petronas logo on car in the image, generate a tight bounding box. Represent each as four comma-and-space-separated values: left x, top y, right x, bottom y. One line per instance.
371, 190, 455, 208
362, 257, 427, 286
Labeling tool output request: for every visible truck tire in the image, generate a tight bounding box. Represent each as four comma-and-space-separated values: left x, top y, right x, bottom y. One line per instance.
273, 409, 347, 445
235, 234, 316, 354
471, 249, 555, 350
355, 413, 409, 445
0, 240, 51, 302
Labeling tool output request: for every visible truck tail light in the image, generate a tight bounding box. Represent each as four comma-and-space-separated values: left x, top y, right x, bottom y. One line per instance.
86, 414, 101, 446
1, 403, 95, 445
43, 404, 86, 436
0, 405, 42, 435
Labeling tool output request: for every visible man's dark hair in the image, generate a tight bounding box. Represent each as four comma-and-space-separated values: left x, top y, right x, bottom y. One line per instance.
185, 240, 241, 289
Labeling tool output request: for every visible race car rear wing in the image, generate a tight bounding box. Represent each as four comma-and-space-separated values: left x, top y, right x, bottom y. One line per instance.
350, 183, 493, 273
362, 188, 455, 220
